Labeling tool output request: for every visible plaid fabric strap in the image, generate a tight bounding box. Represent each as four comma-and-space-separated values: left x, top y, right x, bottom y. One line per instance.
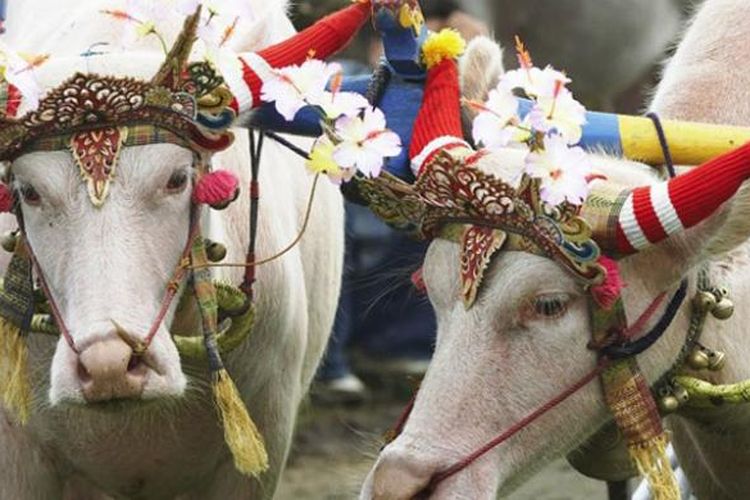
581, 182, 630, 255
190, 233, 224, 373
591, 298, 679, 499
27, 124, 190, 153
0, 239, 34, 332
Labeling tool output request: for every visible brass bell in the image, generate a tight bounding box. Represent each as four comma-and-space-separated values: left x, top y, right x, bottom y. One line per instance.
693, 291, 717, 313
672, 384, 690, 404
708, 350, 727, 372
686, 348, 711, 370
1, 230, 17, 253
711, 298, 735, 320
205, 240, 227, 262
659, 395, 680, 413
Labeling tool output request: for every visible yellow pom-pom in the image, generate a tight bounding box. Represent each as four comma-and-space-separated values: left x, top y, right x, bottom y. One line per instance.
422, 29, 467, 69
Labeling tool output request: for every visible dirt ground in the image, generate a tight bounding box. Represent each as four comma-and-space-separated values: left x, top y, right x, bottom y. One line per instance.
277, 395, 607, 500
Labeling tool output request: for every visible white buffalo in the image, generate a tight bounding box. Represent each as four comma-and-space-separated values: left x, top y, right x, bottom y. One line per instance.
362, 0, 750, 498
0, 0, 344, 498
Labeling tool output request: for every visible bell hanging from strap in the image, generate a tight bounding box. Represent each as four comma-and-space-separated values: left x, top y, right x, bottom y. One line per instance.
190, 234, 268, 477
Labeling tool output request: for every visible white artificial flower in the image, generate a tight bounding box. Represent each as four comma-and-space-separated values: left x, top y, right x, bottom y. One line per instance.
307, 135, 357, 184
526, 87, 586, 145
261, 60, 341, 121
119, 0, 170, 47
332, 107, 402, 178
525, 133, 592, 206
0, 42, 45, 110
314, 91, 370, 120
471, 86, 527, 151
500, 65, 571, 100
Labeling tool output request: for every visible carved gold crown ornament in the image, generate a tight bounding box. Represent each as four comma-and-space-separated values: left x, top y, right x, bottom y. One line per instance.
0, 9, 236, 206
351, 147, 605, 308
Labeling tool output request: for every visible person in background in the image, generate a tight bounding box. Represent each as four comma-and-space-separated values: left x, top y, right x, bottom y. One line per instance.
311, 0, 490, 403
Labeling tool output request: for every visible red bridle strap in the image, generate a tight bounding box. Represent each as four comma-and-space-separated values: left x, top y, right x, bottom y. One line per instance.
23, 217, 200, 355
419, 359, 610, 495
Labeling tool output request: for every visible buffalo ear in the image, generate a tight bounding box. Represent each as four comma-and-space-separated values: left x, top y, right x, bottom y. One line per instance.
459, 37, 505, 142
459, 36, 504, 105
151, 6, 202, 90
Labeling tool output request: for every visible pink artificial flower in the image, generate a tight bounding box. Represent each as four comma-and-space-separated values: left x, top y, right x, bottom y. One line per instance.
525, 133, 592, 206
332, 107, 402, 178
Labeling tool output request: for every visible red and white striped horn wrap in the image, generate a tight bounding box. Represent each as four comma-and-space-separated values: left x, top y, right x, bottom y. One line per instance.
586, 141, 750, 254
225, 1, 371, 115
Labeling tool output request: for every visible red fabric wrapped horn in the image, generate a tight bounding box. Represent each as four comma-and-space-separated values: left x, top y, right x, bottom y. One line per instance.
228, 1, 371, 114
408, 29, 470, 177
584, 141, 750, 254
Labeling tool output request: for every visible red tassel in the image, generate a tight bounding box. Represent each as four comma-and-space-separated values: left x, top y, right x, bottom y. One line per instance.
193, 170, 240, 209
0, 184, 14, 213
592, 256, 624, 310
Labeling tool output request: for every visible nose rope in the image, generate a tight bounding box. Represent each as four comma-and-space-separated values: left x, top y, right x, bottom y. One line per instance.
23, 215, 201, 356
395, 286, 678, 496
23, 236, 78, 353
417, 360, 610, 497
139, 225, 199, 353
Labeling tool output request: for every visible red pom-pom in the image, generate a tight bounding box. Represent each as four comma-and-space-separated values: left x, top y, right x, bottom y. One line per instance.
411, 267, 426, 294
193, 170, 240, 208
0, 184, 14, 213
591, 256, 624, 310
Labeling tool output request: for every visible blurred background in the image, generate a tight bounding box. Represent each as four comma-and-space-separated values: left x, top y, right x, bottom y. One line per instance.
278, 1, 696, 498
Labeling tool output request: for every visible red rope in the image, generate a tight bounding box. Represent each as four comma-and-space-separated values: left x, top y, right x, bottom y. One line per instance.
421, 359, 611, 494
26, 219, 200, 355
24, 237, 78, 353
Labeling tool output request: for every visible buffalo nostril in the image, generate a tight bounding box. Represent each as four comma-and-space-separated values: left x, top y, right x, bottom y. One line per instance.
127, 354, 142, 373
77, 361, 91, 383
372, 454, 434, 500
77, 337, 148, 402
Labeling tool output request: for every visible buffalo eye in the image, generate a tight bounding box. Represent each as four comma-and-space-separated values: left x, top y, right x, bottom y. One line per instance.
19, 183, 40, 205
165, 170, 189, 193
532, 293, 570, 319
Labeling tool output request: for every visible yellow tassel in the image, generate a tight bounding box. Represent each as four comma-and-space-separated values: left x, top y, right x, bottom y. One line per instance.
628, 435, 680, 500
422, 29, 467, 69
0, 317, 31, 424
213, 369, 269, 477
